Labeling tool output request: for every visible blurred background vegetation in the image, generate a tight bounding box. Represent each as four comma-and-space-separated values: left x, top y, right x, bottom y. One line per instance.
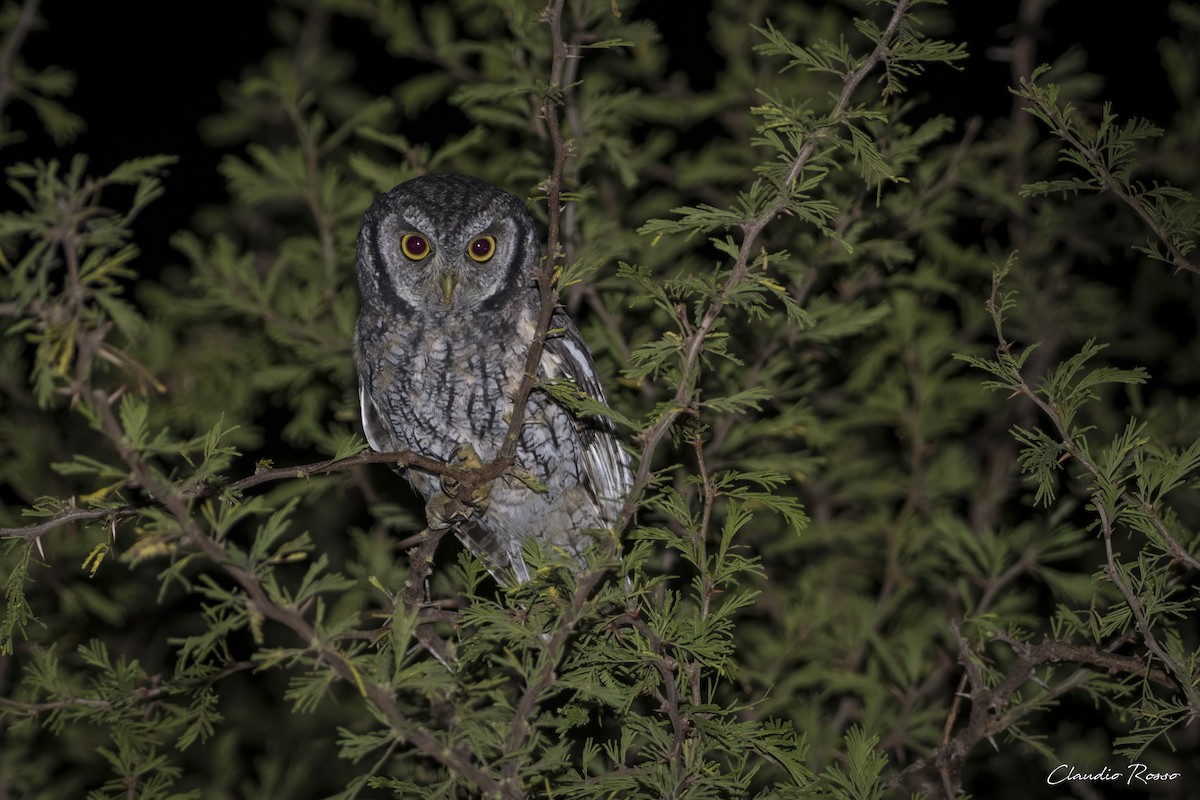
2, 1, 1199, 798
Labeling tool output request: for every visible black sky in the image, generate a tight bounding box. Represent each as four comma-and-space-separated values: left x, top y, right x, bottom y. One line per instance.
8, 1, 1181, 265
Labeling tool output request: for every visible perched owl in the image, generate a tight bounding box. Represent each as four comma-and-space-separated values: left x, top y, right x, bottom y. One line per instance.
354, 174, 632, 583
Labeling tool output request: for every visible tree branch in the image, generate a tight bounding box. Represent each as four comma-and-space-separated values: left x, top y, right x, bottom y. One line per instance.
51, 386, 513, 799
493, 0, 571, 471
498, 561, 610, 788
0, 448, 469, 543
400, 524, 456, 666
891, 622, 1141, 795
0, 660, 256, 721
1020, 84, 1199, 276
0, 0, 40, 122
1095, 495, 1200, 711
621, 0, 914, 525
393, 0, 577, 539
986, 275, 1200, 573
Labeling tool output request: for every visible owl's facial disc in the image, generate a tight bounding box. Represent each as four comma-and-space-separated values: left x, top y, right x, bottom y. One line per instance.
359, 175, 540, 315
393, 226, 500, 311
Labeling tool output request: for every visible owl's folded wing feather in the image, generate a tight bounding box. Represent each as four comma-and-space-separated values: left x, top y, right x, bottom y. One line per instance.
541, 309, 633, 526
358, 382, 395, 456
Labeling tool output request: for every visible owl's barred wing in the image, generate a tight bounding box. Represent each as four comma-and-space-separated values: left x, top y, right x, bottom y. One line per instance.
541, 309, 634, 525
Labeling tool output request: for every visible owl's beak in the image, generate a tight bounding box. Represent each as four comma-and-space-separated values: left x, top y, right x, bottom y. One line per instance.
439, 270, 458, 306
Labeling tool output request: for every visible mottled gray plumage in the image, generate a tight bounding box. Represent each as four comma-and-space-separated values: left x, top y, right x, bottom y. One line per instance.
354, 174, 631, 583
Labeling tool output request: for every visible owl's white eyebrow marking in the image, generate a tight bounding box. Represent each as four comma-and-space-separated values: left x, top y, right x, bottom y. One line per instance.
398, 207, 437, 239
395, 207, 502, 249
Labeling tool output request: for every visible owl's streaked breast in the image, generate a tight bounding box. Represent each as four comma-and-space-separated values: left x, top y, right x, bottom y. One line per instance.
359, 306, 530, 465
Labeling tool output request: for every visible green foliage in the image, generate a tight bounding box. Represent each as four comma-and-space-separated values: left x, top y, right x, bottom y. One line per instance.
3, 1, 1200, 798
0, 0, 84, 149
1015, 65, 1200, 274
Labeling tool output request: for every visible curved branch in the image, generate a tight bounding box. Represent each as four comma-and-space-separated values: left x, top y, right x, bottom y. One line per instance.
1021, 87, 1199, 276
622, 0, 914, 523
492, 0, 571, 471
891, 622, 1140, 794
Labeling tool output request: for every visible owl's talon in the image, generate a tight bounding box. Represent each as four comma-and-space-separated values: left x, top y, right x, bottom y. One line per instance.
467, 481, 492, 512
453, 443, 487, 470
425, 492, 465, 530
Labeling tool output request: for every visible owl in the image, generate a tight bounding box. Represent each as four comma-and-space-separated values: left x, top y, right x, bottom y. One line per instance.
353, 174, 632, 584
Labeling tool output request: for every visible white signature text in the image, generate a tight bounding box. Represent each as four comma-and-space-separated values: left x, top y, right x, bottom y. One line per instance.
1046, 763, 1181, 786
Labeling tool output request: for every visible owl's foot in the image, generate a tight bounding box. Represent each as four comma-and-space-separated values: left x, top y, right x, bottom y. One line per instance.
425, 491, 471, 530
427, 443, 493, 530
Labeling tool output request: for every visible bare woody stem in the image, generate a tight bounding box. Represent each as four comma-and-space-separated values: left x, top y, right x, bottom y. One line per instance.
894, 618, 1185, 795
400, 524, 455, 666
494, 0, 571, 470
902, 273, 1200, 794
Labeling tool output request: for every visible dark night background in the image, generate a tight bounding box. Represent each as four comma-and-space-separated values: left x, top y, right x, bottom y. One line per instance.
7, 1, 1180, 274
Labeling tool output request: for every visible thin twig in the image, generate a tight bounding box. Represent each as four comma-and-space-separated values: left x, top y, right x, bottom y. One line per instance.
400, 525, 455, 665
621, 0, 915, 526
0, 506, 138, 541
0, 449, 467, 543
626, 613, 690, 766
987, 276, 1200, 572
495, 1, 593, 789
0, 694, 114, 716
1021, 87, 1199, 275
690, 433, 716, 622
1001, 0, 1047, 254
499, 561, 611, 788
1095, 495, 1199, 709
0, 0, 40, 121
280, 39, 338, 282
0, 660, 257, 720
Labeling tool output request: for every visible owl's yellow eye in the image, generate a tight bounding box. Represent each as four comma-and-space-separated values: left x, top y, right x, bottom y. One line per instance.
401, 233, 432, 261
467, 235, 496, 263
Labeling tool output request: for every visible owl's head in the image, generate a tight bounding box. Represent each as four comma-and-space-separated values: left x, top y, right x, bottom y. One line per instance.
356, 174, 540, 316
